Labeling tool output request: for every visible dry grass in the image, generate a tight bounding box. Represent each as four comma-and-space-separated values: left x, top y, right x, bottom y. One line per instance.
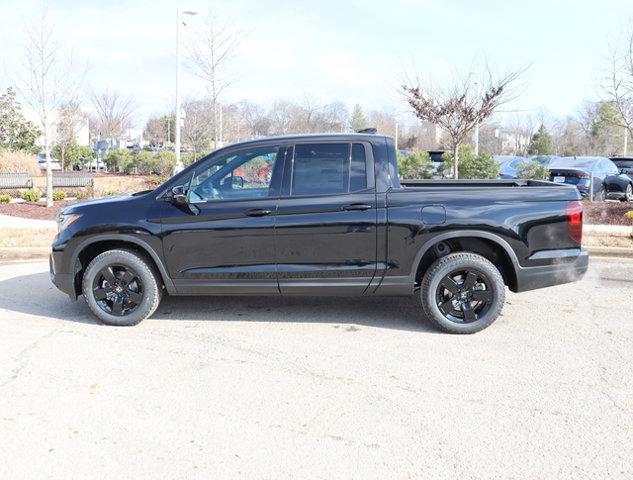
0, 228, 56, 248
0, 150, 39, 175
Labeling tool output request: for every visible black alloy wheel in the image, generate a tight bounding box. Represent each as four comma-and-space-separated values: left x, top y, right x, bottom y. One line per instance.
92, 264, 143, 316
420, 252, 505, 334
435, 269, 493, 324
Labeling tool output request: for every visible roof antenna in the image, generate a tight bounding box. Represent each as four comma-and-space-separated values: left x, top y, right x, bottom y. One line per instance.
356, 128, 377, 134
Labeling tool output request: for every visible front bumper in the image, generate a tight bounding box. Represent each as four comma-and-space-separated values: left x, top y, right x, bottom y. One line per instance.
514, 248, 589, 292
49, 253, 77, 299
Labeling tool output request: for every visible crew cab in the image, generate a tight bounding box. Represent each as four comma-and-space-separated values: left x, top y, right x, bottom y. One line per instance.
50, 134, 588, 333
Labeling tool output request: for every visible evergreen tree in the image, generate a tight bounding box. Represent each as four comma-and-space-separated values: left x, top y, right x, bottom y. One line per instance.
527, 124, 553, 155
0, 87, 40, 152
350, 104, 368, 132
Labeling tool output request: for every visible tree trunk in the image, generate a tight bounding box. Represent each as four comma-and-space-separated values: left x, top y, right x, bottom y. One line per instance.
452, 143, 459, 180
45, 128, 53, 208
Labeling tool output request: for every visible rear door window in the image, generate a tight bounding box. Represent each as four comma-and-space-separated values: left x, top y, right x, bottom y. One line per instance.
290, 143, 368, 196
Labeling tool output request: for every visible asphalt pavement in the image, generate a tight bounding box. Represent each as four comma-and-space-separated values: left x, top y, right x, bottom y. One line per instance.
0, 258, 632, 479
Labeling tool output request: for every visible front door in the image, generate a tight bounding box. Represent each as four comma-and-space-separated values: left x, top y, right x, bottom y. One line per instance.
161, 144, 287, 295
275, 142, 378, 295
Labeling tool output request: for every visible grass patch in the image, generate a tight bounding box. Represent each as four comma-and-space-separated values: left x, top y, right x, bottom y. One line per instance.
0, 228, 56, 248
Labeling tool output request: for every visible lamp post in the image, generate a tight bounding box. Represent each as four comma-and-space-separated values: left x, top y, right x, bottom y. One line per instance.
174, 8, 198, 173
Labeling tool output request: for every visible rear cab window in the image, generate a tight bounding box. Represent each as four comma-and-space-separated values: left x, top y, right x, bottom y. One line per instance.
287, 142, 370, 196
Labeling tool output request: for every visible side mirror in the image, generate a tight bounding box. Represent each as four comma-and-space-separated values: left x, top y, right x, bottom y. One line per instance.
171, 185, 188, 204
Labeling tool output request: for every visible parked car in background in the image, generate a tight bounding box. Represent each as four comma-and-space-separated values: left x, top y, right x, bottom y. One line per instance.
427, 149, 449, 177
37, 152, 62, 171
548, 156, 633, 202
610, 156, 633, 181
493, 155, 529, 179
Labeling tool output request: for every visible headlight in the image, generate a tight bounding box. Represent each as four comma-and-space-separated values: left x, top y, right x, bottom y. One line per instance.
56, 213, 81, 232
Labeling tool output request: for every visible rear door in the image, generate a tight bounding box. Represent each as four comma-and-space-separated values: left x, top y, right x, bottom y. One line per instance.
275, 142, 378, 295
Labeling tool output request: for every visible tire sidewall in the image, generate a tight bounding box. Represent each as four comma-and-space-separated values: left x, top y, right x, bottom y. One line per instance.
82, 250, 160, 326
421, 254, 505, 334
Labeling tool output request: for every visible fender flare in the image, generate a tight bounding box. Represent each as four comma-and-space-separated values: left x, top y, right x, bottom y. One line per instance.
408, 229, 521, 282
70, 233, 177, 294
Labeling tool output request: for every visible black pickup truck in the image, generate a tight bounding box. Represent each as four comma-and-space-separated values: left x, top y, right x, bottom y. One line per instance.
50, 133, 588, 333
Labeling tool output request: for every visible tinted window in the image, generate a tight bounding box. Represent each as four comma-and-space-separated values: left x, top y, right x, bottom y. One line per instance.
291, 143, 367, 196
613, 159, 633, 172
350, 143, 367, 191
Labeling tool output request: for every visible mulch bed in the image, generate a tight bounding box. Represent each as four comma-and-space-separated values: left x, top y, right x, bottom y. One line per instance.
0, 201, 76, 221
584, 201, 633, 226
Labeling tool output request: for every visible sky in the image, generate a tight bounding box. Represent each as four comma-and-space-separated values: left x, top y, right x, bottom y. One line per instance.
1, 0, 632, 128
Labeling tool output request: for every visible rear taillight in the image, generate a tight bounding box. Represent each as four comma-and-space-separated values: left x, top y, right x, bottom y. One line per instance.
566, 201, 583, 244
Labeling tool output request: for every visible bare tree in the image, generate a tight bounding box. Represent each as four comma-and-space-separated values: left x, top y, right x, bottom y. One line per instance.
14, 10, 84, 207
90, 89, 136, 145
189, 8, 243, 148
55, 100, 85, 170
181, 99, 212, 158
401, 63, 525, 178
602, 25, 633, 152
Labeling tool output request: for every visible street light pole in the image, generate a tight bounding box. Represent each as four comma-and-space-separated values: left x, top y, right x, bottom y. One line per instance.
174, 8, 198, 174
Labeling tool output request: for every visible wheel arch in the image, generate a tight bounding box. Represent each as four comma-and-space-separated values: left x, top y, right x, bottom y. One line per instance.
411, 230, 520, 292
70, 234, 176, 296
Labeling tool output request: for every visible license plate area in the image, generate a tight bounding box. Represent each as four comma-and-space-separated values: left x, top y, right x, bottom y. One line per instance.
553, 176, 566, 183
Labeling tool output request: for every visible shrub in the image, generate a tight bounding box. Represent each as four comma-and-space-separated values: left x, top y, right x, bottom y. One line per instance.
52, 190, 66, 201
153, 150, 176, 176
440, 145, 499, 179
103, 189, 122, 196
0, 149, 39, 175
135, 151, 155, 175
397, 150, 433, 179
0, 194, 11, 204
20, 188, 41, 202
516, 160, 549, 180
104, 148, 135, 173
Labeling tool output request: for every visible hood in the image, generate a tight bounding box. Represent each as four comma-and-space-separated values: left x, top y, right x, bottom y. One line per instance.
61, 192, 149, 215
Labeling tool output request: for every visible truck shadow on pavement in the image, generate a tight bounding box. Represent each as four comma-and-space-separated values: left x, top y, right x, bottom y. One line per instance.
0, 272, 437, 333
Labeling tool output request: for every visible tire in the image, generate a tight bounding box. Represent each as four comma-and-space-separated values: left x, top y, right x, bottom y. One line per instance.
623, 183, 633, 203
595, 185, 606, 202
82, 249, 162, 326
419, 252, 505, 334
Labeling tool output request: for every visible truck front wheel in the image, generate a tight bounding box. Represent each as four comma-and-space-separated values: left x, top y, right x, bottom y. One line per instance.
82, 249, 162, 326
420, 252, 505, 334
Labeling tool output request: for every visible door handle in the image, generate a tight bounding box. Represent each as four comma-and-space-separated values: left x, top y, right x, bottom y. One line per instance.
342, 203, 372, 211
244, 208, 272, 217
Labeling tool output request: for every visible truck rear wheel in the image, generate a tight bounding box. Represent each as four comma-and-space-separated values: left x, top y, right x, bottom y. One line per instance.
420, 252, 505, 334
82, 249, 162, 326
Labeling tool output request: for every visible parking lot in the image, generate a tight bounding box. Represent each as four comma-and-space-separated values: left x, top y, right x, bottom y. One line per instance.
1, 257, 632, 479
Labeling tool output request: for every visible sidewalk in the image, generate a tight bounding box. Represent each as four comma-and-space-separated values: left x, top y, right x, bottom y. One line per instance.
0, 214, 56, 229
